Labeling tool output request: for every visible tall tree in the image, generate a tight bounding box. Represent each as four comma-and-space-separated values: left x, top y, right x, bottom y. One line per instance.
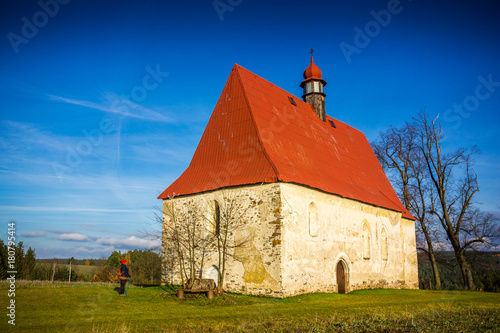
15, 241, 25, 279
372, 122, 442, 289
415, 112, 498, 290
161, 197, 211, 289
24, 247, 37, 280
0, 240, 8, 279
106, 251, 123, 268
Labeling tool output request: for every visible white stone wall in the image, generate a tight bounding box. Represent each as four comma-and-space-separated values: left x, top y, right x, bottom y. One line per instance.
279, 183, 418, 296
160, 182, 418, 297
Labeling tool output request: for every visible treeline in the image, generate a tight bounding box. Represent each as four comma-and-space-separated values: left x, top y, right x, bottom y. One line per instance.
37, 258, 106, 266
0, 240, 36, 280
0, 240, 92, 281
419, 251, 500, 292
0, 240, 161, 284
92, 249, 161, 285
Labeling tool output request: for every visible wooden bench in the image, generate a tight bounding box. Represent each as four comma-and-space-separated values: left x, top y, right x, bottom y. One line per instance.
176, 278, 216, 299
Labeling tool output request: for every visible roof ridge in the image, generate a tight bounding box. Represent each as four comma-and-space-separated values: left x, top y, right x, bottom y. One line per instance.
234, 65, 280, 182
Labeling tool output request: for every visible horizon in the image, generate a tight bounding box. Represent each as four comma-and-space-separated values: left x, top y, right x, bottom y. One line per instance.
1, 0, 499, 259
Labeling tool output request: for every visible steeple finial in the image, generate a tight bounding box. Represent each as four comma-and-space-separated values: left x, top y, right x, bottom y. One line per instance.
310, 48, 314, 58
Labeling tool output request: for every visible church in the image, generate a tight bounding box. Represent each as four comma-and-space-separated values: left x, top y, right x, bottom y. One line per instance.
158, 54, 418, 297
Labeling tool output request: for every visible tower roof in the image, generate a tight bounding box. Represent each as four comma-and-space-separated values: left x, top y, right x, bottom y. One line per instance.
303, 54, 323, 80
158, 64, 414, 220
301, 54, 327, 87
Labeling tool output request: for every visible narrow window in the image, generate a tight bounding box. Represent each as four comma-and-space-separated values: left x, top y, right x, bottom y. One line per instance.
363, 223, 371, 259
308, 202, 318, 237
210, 200, 220, 236
381, 228, 388, 260
214, 201, 220, 236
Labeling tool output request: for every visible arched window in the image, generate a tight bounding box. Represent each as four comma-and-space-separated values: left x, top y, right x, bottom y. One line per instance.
308, 202, 318, 237
381, 228, 388, 261
363, 222, 371, 259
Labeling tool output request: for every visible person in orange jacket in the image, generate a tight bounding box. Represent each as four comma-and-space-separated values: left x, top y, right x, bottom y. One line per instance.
118, 259, 131, 296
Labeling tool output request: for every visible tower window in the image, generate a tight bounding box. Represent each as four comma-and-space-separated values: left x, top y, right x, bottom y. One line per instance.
306, 82, 312, 94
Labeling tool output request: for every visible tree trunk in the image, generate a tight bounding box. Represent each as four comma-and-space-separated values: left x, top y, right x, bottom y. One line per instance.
456, 251, 475, 290
51, 261, 56, 282
428, 249, 441, 290
422, 228, 441, 290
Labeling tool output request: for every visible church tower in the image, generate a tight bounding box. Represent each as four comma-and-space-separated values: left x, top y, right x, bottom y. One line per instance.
300, 50, 327, 121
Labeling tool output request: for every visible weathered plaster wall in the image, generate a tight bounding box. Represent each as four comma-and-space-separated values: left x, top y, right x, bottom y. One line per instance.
161, 182, 418, 298
280, 183, 418, 297
161, 183, 284, 297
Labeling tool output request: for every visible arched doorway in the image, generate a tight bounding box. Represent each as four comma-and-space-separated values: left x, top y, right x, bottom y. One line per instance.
336, 261, 346, 294
206, 265, 219, 287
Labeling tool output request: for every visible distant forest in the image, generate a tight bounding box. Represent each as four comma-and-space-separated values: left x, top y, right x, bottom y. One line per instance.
0, 240, 160, 285
418, 251, 500, 292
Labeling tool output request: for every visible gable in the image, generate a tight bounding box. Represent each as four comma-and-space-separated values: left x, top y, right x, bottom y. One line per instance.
158, 65, 277, 198
158, 64, 413, 219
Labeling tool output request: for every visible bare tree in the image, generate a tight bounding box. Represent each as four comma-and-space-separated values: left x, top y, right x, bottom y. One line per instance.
372, 122, 442, 289
415, 111, 498, 290
160, 196, 211, 289
204, 190, 252, 294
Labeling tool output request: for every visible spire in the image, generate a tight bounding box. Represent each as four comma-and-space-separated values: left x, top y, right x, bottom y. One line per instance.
300, 51, 327, 121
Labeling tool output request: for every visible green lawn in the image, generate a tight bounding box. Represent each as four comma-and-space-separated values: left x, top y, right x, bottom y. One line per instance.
73, 264, 99, 277
1, 281, 499, 332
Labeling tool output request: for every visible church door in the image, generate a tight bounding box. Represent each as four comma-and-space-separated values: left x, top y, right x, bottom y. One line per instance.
337, 261, 345, 294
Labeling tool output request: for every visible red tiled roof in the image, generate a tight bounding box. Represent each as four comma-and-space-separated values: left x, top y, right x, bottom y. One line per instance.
158, 64, 414, 220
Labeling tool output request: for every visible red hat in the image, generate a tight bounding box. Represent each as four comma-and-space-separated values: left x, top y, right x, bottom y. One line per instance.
121, 259, 127, 264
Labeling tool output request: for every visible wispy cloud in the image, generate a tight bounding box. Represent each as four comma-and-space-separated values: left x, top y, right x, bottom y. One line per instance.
21, 231, 46, 237
57, 233, 91, 241
48, 94, 173, 123
0, 206, 151, 213
1, 120, 67, 152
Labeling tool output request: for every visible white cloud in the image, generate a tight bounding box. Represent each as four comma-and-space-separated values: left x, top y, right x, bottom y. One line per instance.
49, 94, 173, 123
21, 231, 46, 237
96, 236, 159, 249
57, 233, 91, 242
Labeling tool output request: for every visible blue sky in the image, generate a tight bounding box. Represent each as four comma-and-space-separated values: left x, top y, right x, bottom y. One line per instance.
1, 0, 499, 259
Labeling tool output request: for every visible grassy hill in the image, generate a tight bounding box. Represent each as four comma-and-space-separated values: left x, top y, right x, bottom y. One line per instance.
1, 281, 499, 332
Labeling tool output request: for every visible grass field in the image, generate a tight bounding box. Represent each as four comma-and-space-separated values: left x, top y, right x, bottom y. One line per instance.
1, 281, 499, 332
73, 265, 99, 277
